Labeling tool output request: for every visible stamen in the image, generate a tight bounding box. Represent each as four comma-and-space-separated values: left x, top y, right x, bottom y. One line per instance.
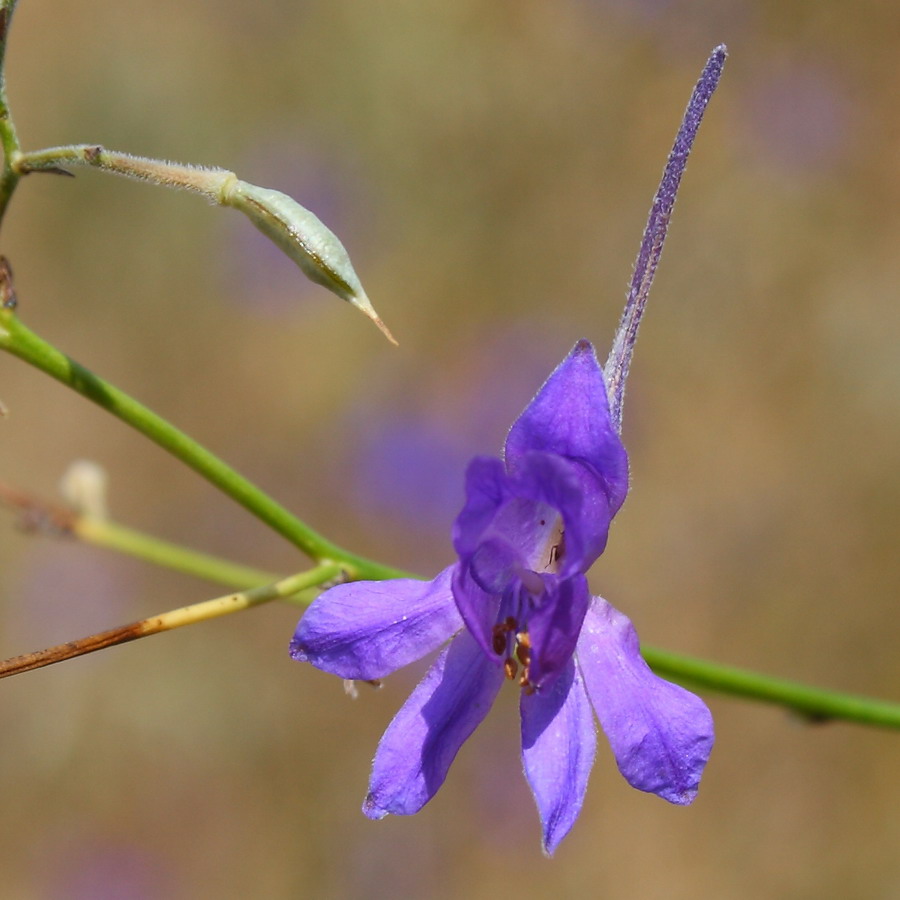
492, 617, 520, 657
515, 632, 532, 668
495, 621, 535, 691
519, 670, 535, 695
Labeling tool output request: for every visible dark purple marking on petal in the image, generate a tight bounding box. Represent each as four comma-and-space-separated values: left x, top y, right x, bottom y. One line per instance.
526, 574, 592, 691
521, 658, 597, 856
577, 597, 714, 804
363, 631, 504, 818
289, 566, 461, 681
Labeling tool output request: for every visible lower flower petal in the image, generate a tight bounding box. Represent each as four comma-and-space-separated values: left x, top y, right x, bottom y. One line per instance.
520, 658, 596, 856
364, 631, 504, 818
289, 566, 461, 681
576, 597, 714, 804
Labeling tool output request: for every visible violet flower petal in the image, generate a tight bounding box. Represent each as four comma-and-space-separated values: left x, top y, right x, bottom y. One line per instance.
364, 631, 504, 818
466, 537, 523, 595
451, 560, 503, 661
289, 566, 461, 681
504, 341, 629, 561
452, 456, 511, 560
577, 597, 714, 804
521, 658, 597, 856
526, 574, 592, 690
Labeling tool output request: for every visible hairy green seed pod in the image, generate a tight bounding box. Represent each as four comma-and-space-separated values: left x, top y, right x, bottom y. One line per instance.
223, 178, 395, 344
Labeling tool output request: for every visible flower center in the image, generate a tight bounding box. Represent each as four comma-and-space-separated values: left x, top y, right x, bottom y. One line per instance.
483, 514, 565, 695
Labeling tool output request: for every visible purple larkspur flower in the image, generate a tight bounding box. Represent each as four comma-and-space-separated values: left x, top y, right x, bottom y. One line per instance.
290, 46, 726, 854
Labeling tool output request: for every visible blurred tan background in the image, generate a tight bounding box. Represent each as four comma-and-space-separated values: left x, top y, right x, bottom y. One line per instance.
1, 0, 898, 897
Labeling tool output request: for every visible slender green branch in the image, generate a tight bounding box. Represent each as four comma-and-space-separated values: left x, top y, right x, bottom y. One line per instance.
0, 0, 21, 227
643, 645, 900, 730
76, 518, 280, 588
0, 312, 406, 581
0, 0, 17, 99
0, 476, 281, 587
0, 563, 340, 679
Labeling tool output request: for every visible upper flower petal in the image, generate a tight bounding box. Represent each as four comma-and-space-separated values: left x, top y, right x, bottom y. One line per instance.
289, 566, 461, 681
576, 597, 714, 804
521, 657, 597, 856
364, 631, 504, 818
504, 340, 630, 557
526, 573, 592, 690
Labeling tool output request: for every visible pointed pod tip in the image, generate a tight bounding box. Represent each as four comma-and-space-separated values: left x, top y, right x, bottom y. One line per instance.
352, 291, 398, 346
227, 179, 399, 343
373, 314, 399, 346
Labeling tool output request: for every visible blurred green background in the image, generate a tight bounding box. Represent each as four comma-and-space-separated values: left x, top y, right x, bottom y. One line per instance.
1, 0, 899, 897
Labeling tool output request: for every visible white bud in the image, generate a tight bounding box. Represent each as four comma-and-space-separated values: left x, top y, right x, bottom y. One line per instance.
60, 460, 109, 520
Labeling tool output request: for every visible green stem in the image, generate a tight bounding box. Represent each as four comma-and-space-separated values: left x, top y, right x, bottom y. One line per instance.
643, 645, 900, 730
76, 517, 280, 589
76, 517, 319, 606
0, 312, 405, 581
0, 0, 21, 228
0, 476, 282, 588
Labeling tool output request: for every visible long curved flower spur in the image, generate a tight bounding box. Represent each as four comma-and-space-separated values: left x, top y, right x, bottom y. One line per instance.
291, 46, 726, 855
